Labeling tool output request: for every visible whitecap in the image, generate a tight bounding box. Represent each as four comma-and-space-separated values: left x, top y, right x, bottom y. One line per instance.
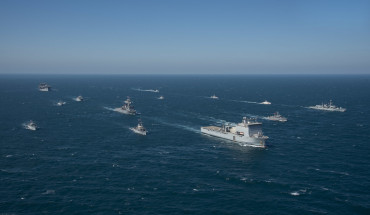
290, 191, 300, 196
42, 190, 55, 195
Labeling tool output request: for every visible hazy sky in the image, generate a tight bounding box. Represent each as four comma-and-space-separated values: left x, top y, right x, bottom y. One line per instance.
1, 0, 369, 74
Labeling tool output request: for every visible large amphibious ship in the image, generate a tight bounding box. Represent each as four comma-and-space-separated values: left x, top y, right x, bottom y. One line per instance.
114, 97, 137, 115
308, 100, 346, 112
201, 117, 268, 147
39, 83, 51, 91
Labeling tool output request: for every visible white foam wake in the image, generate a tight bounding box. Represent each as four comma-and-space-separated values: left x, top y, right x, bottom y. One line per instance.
132, 88, 159, 93
147, 117, 200, 134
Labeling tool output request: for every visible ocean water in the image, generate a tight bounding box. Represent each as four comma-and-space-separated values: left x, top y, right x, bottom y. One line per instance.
0, 75, 369, 215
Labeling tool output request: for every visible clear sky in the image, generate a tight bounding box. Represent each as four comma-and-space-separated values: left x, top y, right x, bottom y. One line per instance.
0, 0, 369, 74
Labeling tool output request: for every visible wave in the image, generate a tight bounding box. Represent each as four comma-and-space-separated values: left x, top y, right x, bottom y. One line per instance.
308, 167, 350, 176
132, 88, 159, 93
230, 99, 258, 104
145, 117, 200, 134
290, 189, 307, 196
103, 106, 115, 111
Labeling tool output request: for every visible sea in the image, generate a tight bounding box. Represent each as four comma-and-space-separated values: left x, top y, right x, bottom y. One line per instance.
0, 74, 369, 215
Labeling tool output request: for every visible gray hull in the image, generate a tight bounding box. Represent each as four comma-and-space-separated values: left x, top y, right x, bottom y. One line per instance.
201, 127, 266, 148
114, 108, 136, 115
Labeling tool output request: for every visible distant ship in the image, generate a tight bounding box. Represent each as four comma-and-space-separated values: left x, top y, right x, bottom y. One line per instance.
308, 100, 346, 112
130, 119, 147, 135
264, 112, 287, 122
57, 101, 66, 106
75, 96, 84, 102
158, 96, 164, 100
39, 83, 51, 92
260, 100, 271, 105
210, 94, 219, 99
114, 97, 137, 115
153, 89, 159, 93
25, 121, 37, 131
201, 117, 268, 148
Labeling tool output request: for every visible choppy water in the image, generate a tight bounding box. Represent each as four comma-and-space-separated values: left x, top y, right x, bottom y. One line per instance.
1, 75, 369, 214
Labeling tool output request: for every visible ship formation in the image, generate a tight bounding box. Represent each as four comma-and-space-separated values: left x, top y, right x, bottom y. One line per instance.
33, 82, 347, 147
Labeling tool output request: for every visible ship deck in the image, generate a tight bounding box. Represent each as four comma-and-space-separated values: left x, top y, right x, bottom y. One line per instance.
201, 126, 223, 132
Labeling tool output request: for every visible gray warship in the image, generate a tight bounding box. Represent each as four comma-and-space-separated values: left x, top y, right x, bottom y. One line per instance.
308, 100, 346, 112
114, 97, 137, 115
201, 117, 268, 148
130, 119, 147, 135
264, 112, 287, 122
39, 83, 51, 91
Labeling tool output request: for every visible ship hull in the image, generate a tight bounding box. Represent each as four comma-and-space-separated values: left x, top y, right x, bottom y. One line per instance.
201, 127, 266, 148
39, 87, 50, 92
308, 107, 346, 112
130, 128, 146, 135
114, 108, 136, 115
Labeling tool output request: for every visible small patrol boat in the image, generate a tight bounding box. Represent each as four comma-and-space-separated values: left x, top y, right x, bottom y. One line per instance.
130, 119, 147, 135
75, 96, 83, 102
57, 101, 66, 106
260, 100, 271, 105
210, 94, 219, 99
264, 112, 287, 122
26, 121, 37, 131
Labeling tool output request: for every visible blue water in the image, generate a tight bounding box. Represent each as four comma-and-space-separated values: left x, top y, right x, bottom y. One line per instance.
1, 75, 369, 215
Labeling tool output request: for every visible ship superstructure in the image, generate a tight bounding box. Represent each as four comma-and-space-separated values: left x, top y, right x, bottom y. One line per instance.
260, 100, 271, 105
308, 100, 346, 112
75, 96, 84, 102
25, 121, 37, 131
210, 94, 219, 99
201, 117, 268, 147
39, 83, 51, 92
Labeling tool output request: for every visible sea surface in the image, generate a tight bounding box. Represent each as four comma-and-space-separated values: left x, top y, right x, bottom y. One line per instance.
1, 75, 369, 215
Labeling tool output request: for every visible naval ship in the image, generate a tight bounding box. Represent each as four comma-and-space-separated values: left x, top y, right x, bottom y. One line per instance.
201, 117, 268, 147
210, 94, 219, 99
39, 83, 51, 91
114, 97, 137, 115
130, 119, 147, 135
264, 112, 287, 122
25, 121, 37, 131
308, 100, 346, 112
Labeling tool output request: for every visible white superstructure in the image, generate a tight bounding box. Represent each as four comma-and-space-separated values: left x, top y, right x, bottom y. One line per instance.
260, 100, 271, 105
264, 112, 287, 122
201, 117, 268, 148
130, 120, 147, 135
308, 100, 346, 112
158, 96, 164, 100
25, 121, 37, 131
39, 83, 51, 92
57, 101, 66, 106
75, 96, 84, 102
210, 94, 219, 99
114, 97, 137, 115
